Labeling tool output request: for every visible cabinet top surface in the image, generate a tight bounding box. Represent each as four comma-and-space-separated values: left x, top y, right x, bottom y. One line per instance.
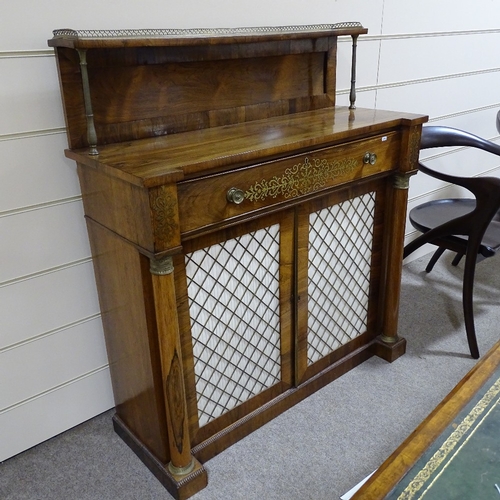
48, 23, 367, 48
67, 107, 427, 188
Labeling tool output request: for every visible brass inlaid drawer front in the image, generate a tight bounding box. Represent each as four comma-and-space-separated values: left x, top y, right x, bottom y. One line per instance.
178, 132, 401, 234
228, 156, 359, 204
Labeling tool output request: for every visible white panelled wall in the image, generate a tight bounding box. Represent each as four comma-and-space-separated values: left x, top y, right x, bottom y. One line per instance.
1, 0, 500, 461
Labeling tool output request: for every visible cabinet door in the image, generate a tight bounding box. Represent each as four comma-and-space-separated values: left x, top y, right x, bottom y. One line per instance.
295, 178, 386, 383
175, 210, 294, 446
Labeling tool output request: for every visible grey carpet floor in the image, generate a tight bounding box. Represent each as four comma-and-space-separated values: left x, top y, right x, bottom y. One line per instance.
1, 252, 499, 500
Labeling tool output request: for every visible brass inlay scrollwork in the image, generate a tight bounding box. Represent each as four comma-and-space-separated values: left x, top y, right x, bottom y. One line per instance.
408, 127, 421, 169
152, 192, 178, 246
243, 156, 359, 202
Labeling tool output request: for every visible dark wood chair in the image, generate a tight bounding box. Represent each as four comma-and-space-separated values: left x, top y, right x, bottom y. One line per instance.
403, 126, 500, 358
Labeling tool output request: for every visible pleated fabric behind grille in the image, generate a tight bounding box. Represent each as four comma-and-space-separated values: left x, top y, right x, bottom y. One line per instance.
185, 224, 281, 427
307, 192, 376, 365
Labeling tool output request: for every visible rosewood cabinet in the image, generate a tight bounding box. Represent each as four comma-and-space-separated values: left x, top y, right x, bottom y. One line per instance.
48, 24, 427, 499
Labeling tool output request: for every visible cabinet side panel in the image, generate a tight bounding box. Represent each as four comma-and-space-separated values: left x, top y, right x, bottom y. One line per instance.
87, 220, 169, 462
77, 164, 155, 252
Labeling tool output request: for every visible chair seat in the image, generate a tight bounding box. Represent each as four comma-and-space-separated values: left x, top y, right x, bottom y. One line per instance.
409, 198, 500, 256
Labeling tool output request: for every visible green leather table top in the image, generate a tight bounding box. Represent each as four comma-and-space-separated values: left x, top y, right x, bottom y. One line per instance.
386, 366, 500, 500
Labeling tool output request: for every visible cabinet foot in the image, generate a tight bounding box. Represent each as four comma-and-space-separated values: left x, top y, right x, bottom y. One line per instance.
113, 415, 208, 500
371, 335, 406, 362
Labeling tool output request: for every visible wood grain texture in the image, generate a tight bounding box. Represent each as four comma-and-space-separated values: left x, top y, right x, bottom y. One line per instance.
380, 183, 409, 342
378, 125, 423, 345
86, 221, 169, 463
67, 108, 426, 188
89, 54, 324, 121
150, 264, 194, 470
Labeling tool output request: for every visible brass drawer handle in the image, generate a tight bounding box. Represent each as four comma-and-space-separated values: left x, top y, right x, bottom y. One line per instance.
227, 187, 245, 204
363, 152, 377, 165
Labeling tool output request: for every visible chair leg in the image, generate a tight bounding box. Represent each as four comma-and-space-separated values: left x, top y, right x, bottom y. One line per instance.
451, 253, 464, 266
462, 250, 480, 359
404, 221, 467, 260
425, 247, 446, 272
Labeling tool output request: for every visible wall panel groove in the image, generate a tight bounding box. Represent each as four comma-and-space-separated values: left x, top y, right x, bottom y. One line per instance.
0, 257, 92, 289
361, 27, 500, 42
0, 195, 81, 219
0, 313, 102, 354
339, 67, 500, 95
0, 128, 65, 141
0, 49, 54, 59
430, 105, 500, 124
0, 365, 109, 416
0, 366, 113, 462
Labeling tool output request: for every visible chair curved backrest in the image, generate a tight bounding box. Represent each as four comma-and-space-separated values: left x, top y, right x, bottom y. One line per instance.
405, 126, 500, 255
417, 126, 500, 197
404, 125, 500, 359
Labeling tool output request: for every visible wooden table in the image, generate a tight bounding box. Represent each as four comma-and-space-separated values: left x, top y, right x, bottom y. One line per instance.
353, 339, 500, 499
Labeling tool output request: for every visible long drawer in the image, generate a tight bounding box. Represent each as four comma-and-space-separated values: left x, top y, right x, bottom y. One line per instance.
177, 132, 401, 234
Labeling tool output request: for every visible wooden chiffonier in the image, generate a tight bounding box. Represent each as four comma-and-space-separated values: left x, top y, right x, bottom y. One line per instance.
48, 24, 427, 499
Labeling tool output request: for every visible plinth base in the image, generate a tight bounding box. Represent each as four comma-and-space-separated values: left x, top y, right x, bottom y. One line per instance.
113, 415, 208, 500
371, 335, 407, 362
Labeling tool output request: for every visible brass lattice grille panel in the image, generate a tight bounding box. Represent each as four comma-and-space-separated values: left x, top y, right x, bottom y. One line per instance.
307, 192, 375, 365
185, 225, 281, 427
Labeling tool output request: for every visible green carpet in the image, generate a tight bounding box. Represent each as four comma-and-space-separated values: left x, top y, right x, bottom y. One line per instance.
387, 367, 500, 500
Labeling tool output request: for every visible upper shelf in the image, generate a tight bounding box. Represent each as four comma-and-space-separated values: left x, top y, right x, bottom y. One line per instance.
48, 23, 368, 153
